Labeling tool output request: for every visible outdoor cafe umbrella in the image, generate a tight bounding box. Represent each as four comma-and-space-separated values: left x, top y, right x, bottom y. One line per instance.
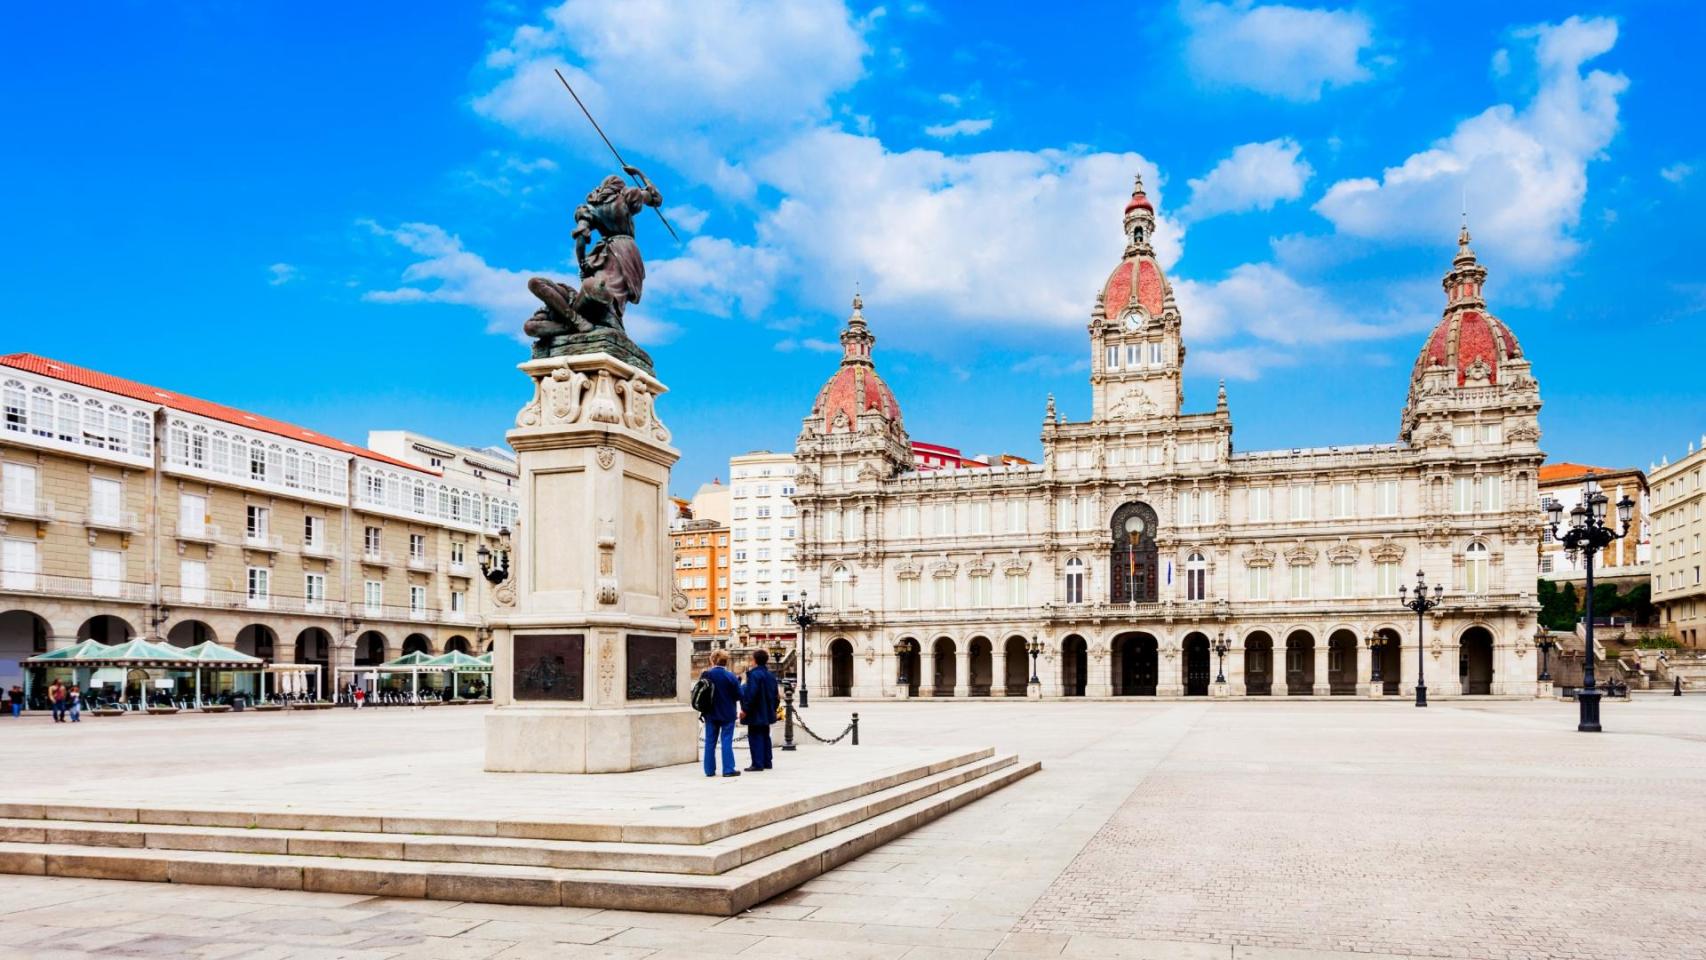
423, 650, 491, 699
177, 641, 265, 708
379, 651, 439, 703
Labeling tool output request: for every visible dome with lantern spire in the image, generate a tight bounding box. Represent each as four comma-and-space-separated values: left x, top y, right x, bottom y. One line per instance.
1100, 174, 1170, 322
808, 293, 904, 436
1410, 223, 1523, 390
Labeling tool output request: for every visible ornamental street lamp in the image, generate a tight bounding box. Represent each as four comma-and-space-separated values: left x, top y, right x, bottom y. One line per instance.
1533, 626, 1558, 683
1366, 634, 1387, 687
1212, 632, 1230, 684
1398, 571, 1444, 708
1547, 472, 1634, 733
476, 530, 511, 586
786, 590, 820, 708
892, 638, 912, 694
1026, 634, 1043, 685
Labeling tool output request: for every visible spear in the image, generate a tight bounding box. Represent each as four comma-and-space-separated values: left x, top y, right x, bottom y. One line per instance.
554, 68, 680, 243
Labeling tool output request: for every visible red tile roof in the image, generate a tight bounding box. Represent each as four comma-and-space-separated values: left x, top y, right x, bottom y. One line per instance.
1539, 462, 1635, 484
1, 353, 435, 475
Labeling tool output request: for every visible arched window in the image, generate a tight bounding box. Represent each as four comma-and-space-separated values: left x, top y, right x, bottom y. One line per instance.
2, 380, 25, 432
82, 399, 106, 449
1465, 542, 1490, 595
1186, 551, 1207, 601
1065, 557, 1086, 604
29, 387, 54, 438
831, 565, 853, 609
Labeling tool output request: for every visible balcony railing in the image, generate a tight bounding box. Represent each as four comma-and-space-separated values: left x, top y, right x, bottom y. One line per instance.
361, 551, 396, 568
1, 572, 147, 602
0, 496, 55, 523
407, 554, 435, 571
161, 585, 348, 618
81, 510, 141, 534
243, 532, 283, 552
302, 538, 331, 557
174, 522, 222, 544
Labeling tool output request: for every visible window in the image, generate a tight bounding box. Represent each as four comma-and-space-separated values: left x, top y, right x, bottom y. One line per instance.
90, 549, 122, 597
246, 505, 269, 542
89, 477, 121, 525
932, 576, 953, 609
1150, 342, 1164, 365
1454, 424, 1474, 446
824, 509, 842, 541
1479, 476, 1502, 512
831, 566, 853, 609
1005, 500, 1026, 533
1, 381, 24, 432
1246, 565, 1269, 601
1376, 561, 1398, 597
3, 463, 39, 513
1185, 552, 1207, 601
1481, 423, 1501, 444
1289, 564, 1311, 600
249, 443, 267, 482
931, 504, 952, 536
1465, 542, 1489, 595
2, 538, 37, 590
364, 526, 383, 557
1453, 477, 1474, 513
179, 559, 207, 604
971, 502, 990, 534
1288, 485, 1312, 521
1374, 480, 1398, 517
1179, 490, 1200, 526
1331, 562, 1354, 598
304, 516, 325, 551
450, 590, 466, 614
1105, 345, 1119, 369
1331, 482, 1355, 519
897, 505, 919, 536
900, 577, 921, 610
1065, 557, 1085, 604
1004, 569, 1028, 606
409, 534, 426, 560
409, 585, 427, 616
247, 567, 270, 608
970, 572, 992, 606
364, 580, 383, 615
305, 573, 326, 611
1248, 487, 1270, 523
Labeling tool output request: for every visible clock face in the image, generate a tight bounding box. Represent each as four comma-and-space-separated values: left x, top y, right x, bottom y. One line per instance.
1124, 515, 1145, 535
1123, 310, 1145, 331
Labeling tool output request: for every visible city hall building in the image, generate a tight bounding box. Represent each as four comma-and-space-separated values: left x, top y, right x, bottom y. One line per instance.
793, 180, 1545, 699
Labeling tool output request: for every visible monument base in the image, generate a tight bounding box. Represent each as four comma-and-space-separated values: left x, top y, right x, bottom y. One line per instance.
485, 704, 698, 774
530, 327, 654, 373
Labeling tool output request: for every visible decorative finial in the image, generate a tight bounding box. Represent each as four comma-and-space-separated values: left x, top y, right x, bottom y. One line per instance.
1133, 172, 1145, 194
1458, 187, 1473, 250
1045, 393, 1057, 422
1217, 379, 1227, 407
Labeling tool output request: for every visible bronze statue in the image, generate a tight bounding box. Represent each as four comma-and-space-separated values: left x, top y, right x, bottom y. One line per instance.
525, 165, 662, 345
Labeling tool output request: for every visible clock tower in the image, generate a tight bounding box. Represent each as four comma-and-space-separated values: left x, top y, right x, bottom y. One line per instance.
1089, 175, 1183, 424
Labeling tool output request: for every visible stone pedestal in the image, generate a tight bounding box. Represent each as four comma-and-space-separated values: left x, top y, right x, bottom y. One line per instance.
1365, 683, 1385, 699
1536, 680, 1555, 699
1211, 682, 1229, 699
484, 352, 697, 774
1026, 681, 1041, 701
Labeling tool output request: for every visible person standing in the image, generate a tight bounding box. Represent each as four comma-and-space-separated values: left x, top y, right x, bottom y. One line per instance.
67, 685, 81, 723
740, 650, 781, 772
698, 649, 741, 778
6, 685, 21, 718
48, 679, 65, 723
354, 685, 366, 709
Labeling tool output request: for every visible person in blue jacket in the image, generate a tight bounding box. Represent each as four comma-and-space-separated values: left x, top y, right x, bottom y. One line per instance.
700, 648, 742, 777
740, 649, 781, 772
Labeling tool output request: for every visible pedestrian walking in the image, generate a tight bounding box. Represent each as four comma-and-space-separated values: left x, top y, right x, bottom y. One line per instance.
68, 684, 81, 723
692, 648, 742, 778
740, 649, 780, 772
6, 685, 22, 718
48, 679, 66, 723
354, 685, 366, 709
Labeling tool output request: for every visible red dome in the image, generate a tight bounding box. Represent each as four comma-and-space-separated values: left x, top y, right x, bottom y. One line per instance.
1102, 258, 1165, 317
1418, 310, 1522, 386
810, 295, 903, 434
1124, 191, 1153, 214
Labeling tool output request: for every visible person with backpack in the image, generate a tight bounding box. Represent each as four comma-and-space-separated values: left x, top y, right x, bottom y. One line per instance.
693, 648, 742, 778
740, 649, 781, 772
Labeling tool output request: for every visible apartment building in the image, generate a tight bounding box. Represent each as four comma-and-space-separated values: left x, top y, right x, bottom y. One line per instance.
672, 519, 730, 640
0, 354, 520, 695
1651, 437, 1706, 647
728, 451, 800, 649
1537, 462, 1649, 580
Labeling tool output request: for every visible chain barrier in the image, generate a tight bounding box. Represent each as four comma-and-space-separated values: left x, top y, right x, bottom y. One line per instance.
789, 708, 859, 746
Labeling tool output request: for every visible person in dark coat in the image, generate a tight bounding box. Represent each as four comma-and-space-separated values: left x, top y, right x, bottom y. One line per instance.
700, 649, 742, 778
740, 650, 781, 772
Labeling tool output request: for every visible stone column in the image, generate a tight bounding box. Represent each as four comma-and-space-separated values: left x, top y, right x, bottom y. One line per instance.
1086, 644, 1112, 698
953, 649, 970, 698
1312, 641, 1331, 696
1159, 641, 1183, 697
991, 647, 1008, 697
1228, 645, 1247, 696
485, 351, 696, 774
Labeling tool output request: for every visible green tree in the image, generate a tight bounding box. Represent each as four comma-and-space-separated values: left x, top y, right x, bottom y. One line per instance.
1537, 579, 1578, 631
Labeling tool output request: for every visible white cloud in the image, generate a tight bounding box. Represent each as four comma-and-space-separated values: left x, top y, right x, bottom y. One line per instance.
1180, 0, 1374, 101
748, 129, 1182, 340
1661, 162, 1695, 184
924, 117, 993, 139
666, 204, 710, 233
1183, 138, 1313, 220
473, 0, 868, 196
461, 152, 560, 197
1191, 346, 1298, 381
774, 337, 841, 353
1173, 263, 1411, 346
1314, 15, 1626, 269
267, 263, 299, 286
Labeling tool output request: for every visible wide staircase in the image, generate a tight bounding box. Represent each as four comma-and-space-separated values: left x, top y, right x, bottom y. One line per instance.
0, 747, 1036, 915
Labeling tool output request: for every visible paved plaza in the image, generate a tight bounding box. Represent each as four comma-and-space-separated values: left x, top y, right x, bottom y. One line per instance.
2, 697, 1704, 959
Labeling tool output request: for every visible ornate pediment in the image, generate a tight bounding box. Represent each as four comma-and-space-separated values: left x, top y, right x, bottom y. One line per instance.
929, 558, 959, 579
1284, 542, 1318, 566
1417, 426, 1452, 449
1508, 420, 1540, 443
1369, 538, 1406, 563
894, 557, 921, 579
965, 556, 994, 577
1105, 389, 1160, 421
1244, 545, 1276, 568
1000, 556, 1032, 575
1326, 542, 1361, 564
857, 461, 883, 482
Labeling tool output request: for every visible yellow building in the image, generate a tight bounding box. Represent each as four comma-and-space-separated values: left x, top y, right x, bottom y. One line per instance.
0, 354, 520, 697
672, 519, 730, 641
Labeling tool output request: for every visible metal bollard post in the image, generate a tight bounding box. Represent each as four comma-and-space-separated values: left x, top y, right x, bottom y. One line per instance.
781, 681, 797, 752
850, 712, 859, 746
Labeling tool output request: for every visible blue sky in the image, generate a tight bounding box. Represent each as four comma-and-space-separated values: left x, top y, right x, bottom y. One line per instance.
3, 1, 1703, 494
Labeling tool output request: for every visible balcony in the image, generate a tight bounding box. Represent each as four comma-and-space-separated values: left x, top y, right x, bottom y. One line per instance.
160, 585, 346, 618
81, 510, 141, 535
174, 522, 222, 545
242, 532, 283, 554
302, 538, 331, 558
407, 554, 435, 572
0, 496, 55, 523
2, 572, 147, 602
361, 551, 396, 568
449, 560, 470, 577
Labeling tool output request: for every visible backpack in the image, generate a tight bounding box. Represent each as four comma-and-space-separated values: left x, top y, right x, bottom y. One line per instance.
690, 674, 715, 716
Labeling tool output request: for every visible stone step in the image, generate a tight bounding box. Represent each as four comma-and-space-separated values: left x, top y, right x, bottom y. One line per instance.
0, 746, 996, 845
0, 757, 1040, 915
0, 753, 1020, 876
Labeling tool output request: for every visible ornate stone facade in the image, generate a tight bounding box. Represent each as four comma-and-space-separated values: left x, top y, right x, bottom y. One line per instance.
793, 185, 1544, 700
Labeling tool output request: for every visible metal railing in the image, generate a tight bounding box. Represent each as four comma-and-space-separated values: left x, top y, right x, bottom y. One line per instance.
80, 509, 141, 533
0, 496, 56, 522
1, 571, 147, 601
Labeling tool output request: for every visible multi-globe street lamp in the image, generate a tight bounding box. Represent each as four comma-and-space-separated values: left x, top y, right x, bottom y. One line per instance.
1211, 632, 1230, 685
1366, 633, 1387, 690
1533, 626, 1557, 684
1546, 472, 1634, 733
892, 637, 912, 695
1398, 571, 1444, 707
1026, 634, 1043, 686
785, 591, 820, 708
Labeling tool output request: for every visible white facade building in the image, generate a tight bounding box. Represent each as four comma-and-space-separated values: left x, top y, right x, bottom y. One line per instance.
793, 181, 1545, 699
1651, 438, 1706, 647
728, 451, 801, 648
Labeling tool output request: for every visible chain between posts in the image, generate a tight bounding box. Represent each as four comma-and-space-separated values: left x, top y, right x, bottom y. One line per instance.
791, 707, 859, 745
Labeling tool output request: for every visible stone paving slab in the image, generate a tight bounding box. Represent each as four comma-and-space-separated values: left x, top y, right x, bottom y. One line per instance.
4, 699, 1706, 959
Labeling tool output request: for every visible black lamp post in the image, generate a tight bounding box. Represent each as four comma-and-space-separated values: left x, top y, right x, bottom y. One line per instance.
1398, 571, 1443, 707
476, 530, 511, 586
786, 590, 820, 708
1547, 472, 1634, 733
1366, 634, 1386, 688
1212, 632, 1230, 684
1534, 628, 1557, 683
1026, 634, 1043, 685
892, 638, 911, 695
